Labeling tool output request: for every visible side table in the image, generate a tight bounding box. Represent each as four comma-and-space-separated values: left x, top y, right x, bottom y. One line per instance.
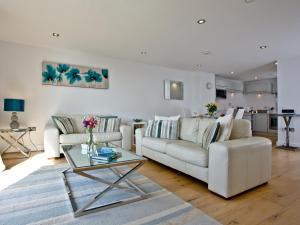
128, 121, 147, 150
0, 127, 37, 158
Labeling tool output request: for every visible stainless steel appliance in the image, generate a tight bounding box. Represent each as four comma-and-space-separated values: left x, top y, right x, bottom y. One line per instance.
269, 114, 278, 132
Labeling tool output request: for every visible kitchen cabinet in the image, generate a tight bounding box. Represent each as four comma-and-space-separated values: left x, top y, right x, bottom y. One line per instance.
253, 113, 268, 132
271, 78, 277, 94
244, 80, 272, 94
215, 76, 243, 92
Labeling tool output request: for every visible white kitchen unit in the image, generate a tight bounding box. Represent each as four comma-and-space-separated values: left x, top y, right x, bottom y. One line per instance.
253, 112, 269, 132
244, 80, 272, 94
216, 76, 243, 92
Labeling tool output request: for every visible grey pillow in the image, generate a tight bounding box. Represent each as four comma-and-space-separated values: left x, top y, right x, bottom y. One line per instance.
52, 116, 76, 134
201, 122, 220, 150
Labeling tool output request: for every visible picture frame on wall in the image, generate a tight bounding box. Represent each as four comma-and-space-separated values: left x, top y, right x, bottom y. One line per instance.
42, 61, 109, 89
164, 80, 184, 100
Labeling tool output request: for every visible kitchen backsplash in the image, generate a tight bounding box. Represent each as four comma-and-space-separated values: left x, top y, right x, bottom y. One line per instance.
216, 92, 277, 112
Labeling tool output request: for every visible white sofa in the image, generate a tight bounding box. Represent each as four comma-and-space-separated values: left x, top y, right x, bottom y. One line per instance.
136, 117, 272, 198
44, 115, 131, 158
0, 155, 5, 172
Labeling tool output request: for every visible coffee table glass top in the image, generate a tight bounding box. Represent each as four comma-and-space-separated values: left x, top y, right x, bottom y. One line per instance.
62, 143, 144, 169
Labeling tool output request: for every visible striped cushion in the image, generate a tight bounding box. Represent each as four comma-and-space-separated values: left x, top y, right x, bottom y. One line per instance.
201, 122, 220, 150
98, 117, 121, 133
145, 120, 179, 140
52, 116, 76, 134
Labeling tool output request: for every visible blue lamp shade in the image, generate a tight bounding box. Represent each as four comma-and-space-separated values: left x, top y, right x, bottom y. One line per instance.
4, 99, 25, 112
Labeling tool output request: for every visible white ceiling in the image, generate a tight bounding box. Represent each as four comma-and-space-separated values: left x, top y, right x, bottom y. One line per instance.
0, 0, 300, 76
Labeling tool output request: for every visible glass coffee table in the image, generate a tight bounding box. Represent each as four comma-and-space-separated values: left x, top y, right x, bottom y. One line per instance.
61, 143, 147, 217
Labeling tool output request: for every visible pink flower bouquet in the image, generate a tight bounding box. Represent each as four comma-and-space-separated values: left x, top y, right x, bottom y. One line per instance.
83, 116, 98, 130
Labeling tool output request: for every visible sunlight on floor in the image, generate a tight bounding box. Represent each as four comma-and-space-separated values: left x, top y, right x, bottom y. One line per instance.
0, 153, 58, 191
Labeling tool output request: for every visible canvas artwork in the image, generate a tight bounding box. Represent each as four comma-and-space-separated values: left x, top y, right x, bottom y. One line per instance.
42, 61, 109, 89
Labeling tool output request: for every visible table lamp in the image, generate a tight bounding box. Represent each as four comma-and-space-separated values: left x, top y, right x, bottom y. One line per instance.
4, 98, 25, 129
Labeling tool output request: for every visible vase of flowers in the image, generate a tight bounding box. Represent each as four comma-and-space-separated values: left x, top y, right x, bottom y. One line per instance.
83, 116, 98, 155
206, 102, 218, 117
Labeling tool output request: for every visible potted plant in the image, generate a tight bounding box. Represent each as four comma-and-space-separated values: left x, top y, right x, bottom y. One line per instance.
206, 102, 218, 117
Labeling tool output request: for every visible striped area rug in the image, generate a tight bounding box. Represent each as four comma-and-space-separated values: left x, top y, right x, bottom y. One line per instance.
0, 164, 221, 225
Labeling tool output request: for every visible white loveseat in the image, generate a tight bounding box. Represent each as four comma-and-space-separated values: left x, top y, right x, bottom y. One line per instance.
136, 117, 272, 198
44, 115, 131, 158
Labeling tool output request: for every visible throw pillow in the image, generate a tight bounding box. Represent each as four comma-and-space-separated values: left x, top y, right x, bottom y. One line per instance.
52, 116, 76, 134
145, 120, 179, 140
179, 117, 199, 143
202, 122, 220, 150
230, 119, 252, 139
154, 115, 180, 121
98, 117, 121, 133
216, 115, 234, 141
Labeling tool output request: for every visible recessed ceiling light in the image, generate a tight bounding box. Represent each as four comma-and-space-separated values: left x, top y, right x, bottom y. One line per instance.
197, 19, 206, 24
230, 72, 235, 75
259, 45, 267, 49
52, 33, 60, 37
254, 76, 258, 80
200, 50, 211, 55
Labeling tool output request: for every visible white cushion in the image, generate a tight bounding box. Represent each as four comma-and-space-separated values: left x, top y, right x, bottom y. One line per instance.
179, 118, 199, 143
230, 119, 252, 140
166, 141, 208, 167
216, 115, 234, 141
60, 132, 122, 144
142, 137, 170, 153
155, 115, 180, 121
196, 117, 216, 144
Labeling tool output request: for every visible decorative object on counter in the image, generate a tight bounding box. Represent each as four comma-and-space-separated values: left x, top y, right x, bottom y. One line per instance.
83, 116, 98, 155
206, 102, 218, 117
0, 127, 37, 158
4, 98, 25, 129
133, 118, 143, 123
42, 61, 109, 89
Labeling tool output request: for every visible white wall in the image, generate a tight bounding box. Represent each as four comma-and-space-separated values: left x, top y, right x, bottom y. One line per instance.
277, 56, 300, 147
0, 41, 215, 150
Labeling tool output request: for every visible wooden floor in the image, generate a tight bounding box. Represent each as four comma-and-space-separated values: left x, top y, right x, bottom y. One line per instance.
3, 147, 300, 225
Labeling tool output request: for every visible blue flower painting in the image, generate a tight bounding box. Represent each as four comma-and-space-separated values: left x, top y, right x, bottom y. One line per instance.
85, 69, 102, 83
65, 68, 81, 84
42, 61, 109, 89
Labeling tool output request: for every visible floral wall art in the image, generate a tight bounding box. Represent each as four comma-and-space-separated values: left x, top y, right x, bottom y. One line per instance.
42, 61, 109, 89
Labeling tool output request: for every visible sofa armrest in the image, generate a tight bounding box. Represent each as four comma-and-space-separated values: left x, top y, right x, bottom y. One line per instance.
120, 125, 132, 150
44, 122, 60, 158
208, 137, 272, 198
0, 155, 5, 172
135, 128, 146, 156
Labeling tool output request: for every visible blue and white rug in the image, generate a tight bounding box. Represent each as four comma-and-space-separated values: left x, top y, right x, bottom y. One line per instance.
0, 164, 221, 225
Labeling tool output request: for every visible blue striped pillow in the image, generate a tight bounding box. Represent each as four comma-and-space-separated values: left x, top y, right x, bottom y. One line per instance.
145, 120, 179, 140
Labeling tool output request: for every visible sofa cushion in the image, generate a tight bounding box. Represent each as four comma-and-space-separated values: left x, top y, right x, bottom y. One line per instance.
230, 119, 252, 140
179, 118, 199, 143
196, 117, 216, 145
52, 116, 77, 134
201, 122, 220, 150
145, 120, 179, 140
166, 141, 208, 167
155, 115, 180, 121
142, 137, 170, 153
60, 132, 122, 144
216, 115, 234, 141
